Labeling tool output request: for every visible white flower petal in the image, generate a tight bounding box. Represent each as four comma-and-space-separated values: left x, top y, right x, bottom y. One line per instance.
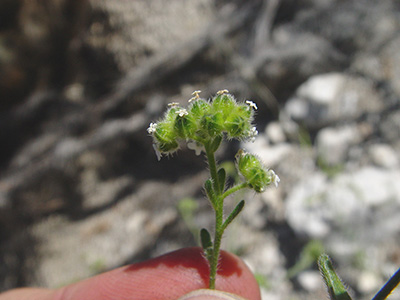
245, 100, 258, 110
176, 108, 188, 117
192, 90, 201, 97
189, 90, 202, 102
147, 122, 157, 134
269, 169, 280, 188
246, 126, 258, 142
216, 89, 229, 95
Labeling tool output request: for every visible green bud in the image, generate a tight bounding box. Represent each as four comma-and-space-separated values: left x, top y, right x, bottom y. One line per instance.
236, 150, 279, 192
211, 93, 236, 120
225, 114, 248, 138
189, 99, 211, 119
152, 121, 179, 153
164, 106, 181, 123
200, 112, 224, 137
248, 168, 269, 192
223, 102, 254, 140
174, 109, 197, 139
188, 99, 213, 140
150, 106, 192, 157
237, 103, 253, 119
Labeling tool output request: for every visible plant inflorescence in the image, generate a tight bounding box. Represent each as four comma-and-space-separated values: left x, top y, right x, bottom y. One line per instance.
148, 90, 279, 289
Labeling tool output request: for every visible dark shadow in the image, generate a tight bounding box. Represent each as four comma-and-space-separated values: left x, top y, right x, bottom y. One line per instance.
0, 231, 39, 291
267, 220, 307, 276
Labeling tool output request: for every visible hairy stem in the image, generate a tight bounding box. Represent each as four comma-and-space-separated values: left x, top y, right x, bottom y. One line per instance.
204, 143, 246, 289
204, 143, 224, 289
209, 207, 223, 289
222, 182, 248, 200
205, 142, 220, 194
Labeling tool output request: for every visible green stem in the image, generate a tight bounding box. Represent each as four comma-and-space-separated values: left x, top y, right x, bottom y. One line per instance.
205, 143, 220, 194
204, 143, 221, 289
209, 207, 223, 289
221, 182, 248, 200
203, 143, 247, 289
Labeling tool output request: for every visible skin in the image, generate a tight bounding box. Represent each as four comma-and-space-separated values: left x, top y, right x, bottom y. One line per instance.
0, 247, 261, 300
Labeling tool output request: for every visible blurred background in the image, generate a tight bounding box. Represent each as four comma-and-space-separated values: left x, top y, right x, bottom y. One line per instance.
1, 0, 400, 299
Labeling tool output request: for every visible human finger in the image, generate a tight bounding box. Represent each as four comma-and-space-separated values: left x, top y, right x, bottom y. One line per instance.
0, 247, 260, 300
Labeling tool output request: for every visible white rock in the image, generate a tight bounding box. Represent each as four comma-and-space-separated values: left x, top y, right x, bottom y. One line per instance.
297, 271, 323, 292
283, 98, 309, 123
357, 271, 382, 294
298, 73, 345, 105
286, 167, 400, 241
266, 121, 286, 144
341, 167, 400, 207
241, 195, 268, 229
284, 73, 383, 129
257, 143, 293, 167
368, 144, 399, 169
242, 135, 292, 167
285, 173, 331, 238
316, 125, 362, 165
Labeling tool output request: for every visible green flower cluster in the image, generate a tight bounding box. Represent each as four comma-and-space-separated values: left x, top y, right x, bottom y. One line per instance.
147, 90, 258, 160
148, 89, 280, 289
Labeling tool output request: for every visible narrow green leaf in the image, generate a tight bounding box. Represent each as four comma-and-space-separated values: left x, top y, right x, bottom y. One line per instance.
217, 168, 226, 194
210, 135, 223, 152
222, 200, 245, 231
318, 254, 352, 300
204, 179, 216, 207
200, 228, 213, 262
200, 228, 213, 250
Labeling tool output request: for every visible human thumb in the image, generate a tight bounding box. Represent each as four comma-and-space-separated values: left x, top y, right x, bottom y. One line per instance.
178, 289, 248, 300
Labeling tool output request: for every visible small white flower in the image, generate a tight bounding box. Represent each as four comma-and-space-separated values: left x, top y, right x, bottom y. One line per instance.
168, 102, 180, 107
192, 90, 201, 98
152, 144, 162, 161
147, 122, 157, 134
176, 108, 189, 117
216, 89, 229, 95
187, 140, 204, 156
247, 126, 258, 142
189, 90, 202, 102
269, 169, 280, 188
245, 100, 258, 110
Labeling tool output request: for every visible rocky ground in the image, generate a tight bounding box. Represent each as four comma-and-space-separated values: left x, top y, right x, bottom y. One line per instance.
1, 1, 400, 299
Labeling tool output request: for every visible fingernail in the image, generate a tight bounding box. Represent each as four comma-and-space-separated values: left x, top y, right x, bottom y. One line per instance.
177, 289, 248, 300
